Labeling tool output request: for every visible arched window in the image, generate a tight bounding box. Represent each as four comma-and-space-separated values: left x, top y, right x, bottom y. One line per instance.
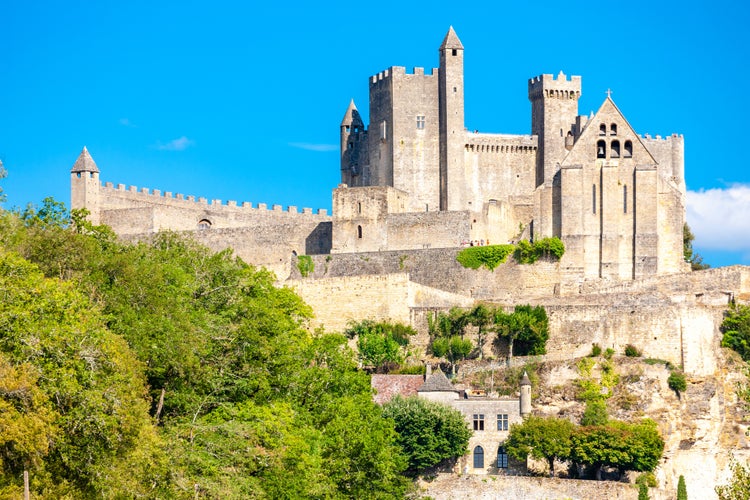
597, 140, 606, 159
624, 140, 633, 158
599, 124, 607, 136
197, 219, 212, 230
624, 185, 628, 214
610, 123, 617, 135
473, 446, 484, 469
497, 446, 509, 469
611, 140, 620, 158
357, 225, 362, 239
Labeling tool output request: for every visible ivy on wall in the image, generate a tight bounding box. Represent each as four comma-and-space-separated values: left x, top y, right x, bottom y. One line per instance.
456, 237, 565, 271
296, 255, 314, 277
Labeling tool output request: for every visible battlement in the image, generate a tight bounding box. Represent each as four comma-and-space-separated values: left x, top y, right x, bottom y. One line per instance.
640, 132, 684, 144
370, 66, 438, 85
528, 71, 582, 100
100, 181, 328, 216
464, 133, 537, 153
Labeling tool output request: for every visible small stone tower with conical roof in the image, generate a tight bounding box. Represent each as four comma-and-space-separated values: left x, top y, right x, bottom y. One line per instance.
340, 100, 368, 186
70, 146, 101, 224
520, 371, 532, 418
438, 26, 466, 211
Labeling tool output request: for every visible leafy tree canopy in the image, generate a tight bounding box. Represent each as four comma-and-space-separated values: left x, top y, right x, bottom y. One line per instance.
382, 396, 471, 476
721, 303, 750, 362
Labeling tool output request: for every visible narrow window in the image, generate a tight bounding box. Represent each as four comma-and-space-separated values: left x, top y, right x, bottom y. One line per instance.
357, 225, 362, 239
624, 140, 633, 158
497, 446, 509, 469
473, 446, 484, 469
599, 124, 607, 136
473, 414, 485, 431
624, 185, 628, 214
610, 123, 617, 135
597, 140, 606, 159
497, 414, 508, 431
76, 172, 81, 178
452, 49, 457, 56
611, 140, 620, 158
416, 115, 425, 129
593, 185, 597, 214
353, 126, 359, 133
357, 202, 362, 214
348, 142, 353, 150
345, 125, 350, 132
380, 121, 387, 141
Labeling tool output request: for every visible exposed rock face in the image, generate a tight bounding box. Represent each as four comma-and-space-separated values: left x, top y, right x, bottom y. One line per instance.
437, 352, 750, 499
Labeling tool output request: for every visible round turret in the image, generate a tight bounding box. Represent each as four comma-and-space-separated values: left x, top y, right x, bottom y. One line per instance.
520, 370, 532, 417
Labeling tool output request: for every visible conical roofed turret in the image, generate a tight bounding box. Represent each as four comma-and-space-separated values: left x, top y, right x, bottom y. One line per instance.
341, 99, 364, 128
440, 26, 463, 50
71, 146, 99, 173
520, 371, 531, 386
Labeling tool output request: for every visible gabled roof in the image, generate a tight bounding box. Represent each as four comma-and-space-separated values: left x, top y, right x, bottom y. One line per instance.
561, 96, 657, 167
340, 99, 364, 128
418, 369, 456, 393
70, 146, 99, 173
440, 26, 463, 50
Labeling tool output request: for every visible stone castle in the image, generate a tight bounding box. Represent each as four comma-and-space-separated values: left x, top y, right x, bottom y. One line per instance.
72, 27, 686, 285
70, 28, 750, 494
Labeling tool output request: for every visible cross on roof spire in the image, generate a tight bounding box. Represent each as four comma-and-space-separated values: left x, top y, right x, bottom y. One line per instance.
606, 88, 613, 98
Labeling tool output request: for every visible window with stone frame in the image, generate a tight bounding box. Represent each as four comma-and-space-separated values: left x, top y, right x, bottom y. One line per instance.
473, 446, 484, 468
473, 414, 485, 431
497, 414, 508, 431
416, 115, 425, 129
497, 446, 509, 469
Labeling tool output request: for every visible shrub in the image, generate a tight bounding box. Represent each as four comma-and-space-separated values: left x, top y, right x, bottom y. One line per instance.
296, 255, 314, 277
604, 348, 615, 360
514, 237, 565, 264
668, 371, 687, 395
625, 344, 641, 357
638, 481, 650, 500
637, 471, 658, 488
590, 343, 602, 357
677, 474, 687, 500
456, 245, 514, 271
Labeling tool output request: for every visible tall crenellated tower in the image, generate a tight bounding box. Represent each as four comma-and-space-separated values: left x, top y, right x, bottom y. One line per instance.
70, 146, 101, 224
529, 72, 581, 238
438, 26, 465, 211
340, 99, 368, 186
529, 72, 581, 187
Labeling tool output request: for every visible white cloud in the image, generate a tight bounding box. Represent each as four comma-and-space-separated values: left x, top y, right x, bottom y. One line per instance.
154, 136, 194, 151
119, 118, 136, 127
687, 184, 750, 251
288, 142, 338, 152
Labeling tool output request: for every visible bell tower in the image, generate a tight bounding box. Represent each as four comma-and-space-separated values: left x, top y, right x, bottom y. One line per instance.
70, 146, 101, 224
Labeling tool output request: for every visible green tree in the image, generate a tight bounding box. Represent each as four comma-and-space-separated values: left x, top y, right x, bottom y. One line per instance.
581, 399, 608, 426
721, 303, 750, 362
468, 304, 494, 359
0, 250, 167, 497
716, 458, 750, 500
505, 416, 575, 477
493, 305, 549, 364
431, 336, 473, 374
678, 474, 688, 500
346, 319, 416, 372
683, 223, 710, 270
382, 396, 471, 476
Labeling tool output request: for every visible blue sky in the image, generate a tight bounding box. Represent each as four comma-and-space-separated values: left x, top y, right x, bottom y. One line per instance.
1, 1, 749, 267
